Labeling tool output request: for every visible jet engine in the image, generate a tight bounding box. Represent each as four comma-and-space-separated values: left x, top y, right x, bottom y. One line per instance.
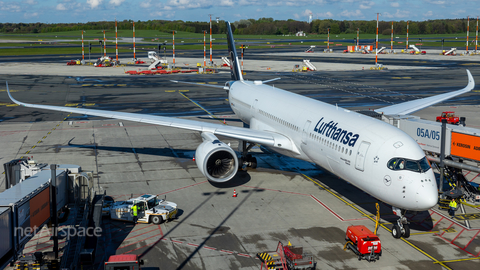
195, 132, 238, 183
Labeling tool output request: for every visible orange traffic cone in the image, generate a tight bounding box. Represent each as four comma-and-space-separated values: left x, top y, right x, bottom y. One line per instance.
233, 189, 237, 197
223, 119, 226, 124
192, 156, 195, 161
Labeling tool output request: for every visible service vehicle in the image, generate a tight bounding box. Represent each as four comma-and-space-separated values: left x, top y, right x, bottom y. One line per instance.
436, 111, 460, 124
344, 225, 382, 262
104, 254, 144, 270
103, 194, 177, 224
257, 242, 315, 269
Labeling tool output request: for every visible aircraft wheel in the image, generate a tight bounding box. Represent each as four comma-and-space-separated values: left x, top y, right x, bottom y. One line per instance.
151, 215, 163, 225
392, 224, 402, 239
403, 224, 411, 238
251, 157, 257, 169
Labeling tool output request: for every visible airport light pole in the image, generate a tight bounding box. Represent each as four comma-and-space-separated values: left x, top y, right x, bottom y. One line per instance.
357, 28, 359, 49
476, 16, 478, 52
133, 22, 136, 60
103, 30, 106, 57
209, 14, 213, 65
82, 30, 84, 61
391, 21, 393, 53
203, 31, 206, 69
327, 28, 330, 51
115, 19, 118, 62
406, 21, 409, 51
467, 16, 470, 54
173, 31, 175, 68
375, 13, 379, 66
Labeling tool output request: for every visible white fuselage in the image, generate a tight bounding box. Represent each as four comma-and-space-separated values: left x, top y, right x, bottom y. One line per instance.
228, 80, 438, 211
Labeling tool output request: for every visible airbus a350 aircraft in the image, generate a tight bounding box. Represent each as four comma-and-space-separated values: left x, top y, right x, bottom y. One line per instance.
7, 22, 475, 239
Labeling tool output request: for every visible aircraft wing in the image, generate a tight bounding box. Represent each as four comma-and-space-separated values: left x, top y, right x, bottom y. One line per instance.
375, 69, 475, 115
6, 83, 295, 151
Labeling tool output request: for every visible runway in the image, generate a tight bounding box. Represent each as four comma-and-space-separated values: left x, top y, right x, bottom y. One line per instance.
1, 55, 480, 269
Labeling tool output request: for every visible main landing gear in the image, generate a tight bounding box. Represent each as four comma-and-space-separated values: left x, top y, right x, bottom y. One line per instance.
239, 140, 257, 169
391, 207, 410, 239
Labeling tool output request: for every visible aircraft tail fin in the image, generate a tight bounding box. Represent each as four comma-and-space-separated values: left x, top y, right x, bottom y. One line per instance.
226, 21, 244, 81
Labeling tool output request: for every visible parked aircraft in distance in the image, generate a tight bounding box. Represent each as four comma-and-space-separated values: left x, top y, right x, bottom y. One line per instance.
7, 22, 475, 239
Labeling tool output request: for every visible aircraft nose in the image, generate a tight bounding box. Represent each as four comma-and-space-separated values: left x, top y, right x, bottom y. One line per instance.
416, 182, 438, 211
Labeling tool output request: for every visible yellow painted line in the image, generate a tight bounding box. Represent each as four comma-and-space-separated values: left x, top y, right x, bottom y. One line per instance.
2, 172, 4, 174
47, 132, 51, 134
7, 104, 19, 107
82, 84, 92, 87
302, 174, 452, 270
56, 124, 60, 127
197, 82, 206, 84
37, 141, 42, 144
31, 146, 36, 149
20, 156, 24, 159
0, 90, 19, 92
208, 82, 218, 84
94, 84, 104, 87
65, 103, 79, 107
402, 77, 412, 79
84, 103, 95, 106
43, 136, 47, 139
473, 90, 480, 92
165, 90, 176, 92
117, 84, 127, 86
179, 90, 189, 92
25, 151, 30, 154
105, 84, 115, 87
434, 257, 480, 263
52, 128, 56, 130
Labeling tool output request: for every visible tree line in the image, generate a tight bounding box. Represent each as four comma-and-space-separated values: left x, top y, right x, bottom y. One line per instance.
0, 18, 472, 36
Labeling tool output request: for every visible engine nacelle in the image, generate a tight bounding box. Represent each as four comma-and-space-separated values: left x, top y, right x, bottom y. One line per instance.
195, 133, 238, 183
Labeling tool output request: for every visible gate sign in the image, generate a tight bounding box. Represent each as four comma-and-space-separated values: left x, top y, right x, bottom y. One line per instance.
451, 132, 480, 161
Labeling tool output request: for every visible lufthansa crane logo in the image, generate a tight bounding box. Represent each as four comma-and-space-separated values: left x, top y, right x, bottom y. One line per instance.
383, 175, 392, 186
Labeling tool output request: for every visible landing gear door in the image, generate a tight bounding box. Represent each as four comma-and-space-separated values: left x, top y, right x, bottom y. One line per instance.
302, 120, 311, 145
355, 141, 371, 171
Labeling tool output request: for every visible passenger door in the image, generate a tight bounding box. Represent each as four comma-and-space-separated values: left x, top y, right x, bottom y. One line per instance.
355, 141, 371, 171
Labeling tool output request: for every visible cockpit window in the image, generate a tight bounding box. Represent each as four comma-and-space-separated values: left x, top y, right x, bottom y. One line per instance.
387, 157, 431, 173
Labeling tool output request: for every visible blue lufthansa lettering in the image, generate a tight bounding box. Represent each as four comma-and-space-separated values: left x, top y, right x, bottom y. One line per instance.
314, 117, 359, 147
416, 128, 440, 141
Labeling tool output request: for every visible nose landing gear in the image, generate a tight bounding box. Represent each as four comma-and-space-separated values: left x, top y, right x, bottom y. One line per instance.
392, 207, 410, 239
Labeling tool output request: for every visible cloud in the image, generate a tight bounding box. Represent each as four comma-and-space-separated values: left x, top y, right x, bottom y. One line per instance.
423, 11, 433, 17
425, 0, 446, 4
383, 9, 410, 19
359, 1, 374, 9
23, 12, 38, 18
56, 3, 67, 10
24, 0, 37, 4
318, 11, 333, 18
302, 9, 313, 17
452, 9, 465, 16
256, 8, 262, 12
140, 0, 151, 8
109, 0, 125, 6
0, 2, 22, 12
339, 9, 363, 18
87, 0, 103, 9
390, 2, 399, 7
293, 13, 300, 19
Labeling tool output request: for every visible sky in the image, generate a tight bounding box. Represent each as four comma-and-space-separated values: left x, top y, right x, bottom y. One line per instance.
0, 0, 478, 24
